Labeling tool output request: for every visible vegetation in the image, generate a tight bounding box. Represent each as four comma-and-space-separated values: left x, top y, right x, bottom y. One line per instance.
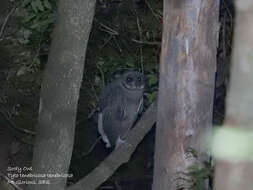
0, 0, 162, 187
0, 0, 234, 189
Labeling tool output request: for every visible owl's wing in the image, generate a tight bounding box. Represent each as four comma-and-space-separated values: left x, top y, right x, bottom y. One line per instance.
101, 106, 123, 148
98, 83, 128, 117
98, 83, 126, 147
116, 104, 127, 121
98, 83, 117, 111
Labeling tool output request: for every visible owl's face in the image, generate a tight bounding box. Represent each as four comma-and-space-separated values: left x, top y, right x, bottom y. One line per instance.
121, 71, 144, 91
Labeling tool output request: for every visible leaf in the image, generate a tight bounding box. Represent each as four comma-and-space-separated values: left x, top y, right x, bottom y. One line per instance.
31, 0, 44, 12
47, 13, 56, 24
126, 61, 134, 67
30, 22, 41, 30
44, 0, 52, 9
36, 0, 45, 11
23, 13, 36, 23
23, 29, 32, 40
94, 75, 101, 86
40, 17, 54, 27
22, 0, 32, 7
145, 91, 157, 105
17, 66, 27, 76
31, 1, 39, 13
150, 91, 157, 101
147, 74, 158, 86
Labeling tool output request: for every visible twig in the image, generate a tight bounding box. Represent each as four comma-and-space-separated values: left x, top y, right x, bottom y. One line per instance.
99, 186, 115, 189
97, 65, 105, 88
156, 10, 163, 18
0, 7, 16, 41
29, 33, 43, 70
100, 35, 113, 49
0, 106, 36, 136
112, 36, 122, 53
81, 137, 102, 157
114, 180, 122, 190
144, 0, 162, 20
0, 171, 23, 190
99, 23, 121, 52
223, 1, 233, 26
99, 23, 118, 36
132, 39, 160, 45
136, 16, 144, 73
91, 85, 99, 102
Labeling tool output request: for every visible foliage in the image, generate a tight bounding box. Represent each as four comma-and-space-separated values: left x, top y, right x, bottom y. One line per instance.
186, 161, 213, 190
20, 0, 161, 111
144, 73, 158, 105
17, 0, 57, 74
22, 0, 56, 33
176, 155, 214, 190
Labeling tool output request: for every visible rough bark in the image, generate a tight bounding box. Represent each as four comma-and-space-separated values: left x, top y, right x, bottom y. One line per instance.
214, 1, 253, 190
67, 101, 157, 190
152, 0, 219, 190
25, 1, 96, 190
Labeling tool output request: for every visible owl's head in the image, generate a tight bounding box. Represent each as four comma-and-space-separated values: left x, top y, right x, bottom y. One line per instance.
120, 71, 144, 91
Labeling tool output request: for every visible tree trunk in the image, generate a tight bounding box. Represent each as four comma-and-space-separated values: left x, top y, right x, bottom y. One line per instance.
26, 1, 96, 190
152, 0, 219, 190
214, 1, 253, 190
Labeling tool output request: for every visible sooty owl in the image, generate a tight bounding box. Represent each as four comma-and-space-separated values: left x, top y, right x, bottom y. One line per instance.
98, 71, 144, 149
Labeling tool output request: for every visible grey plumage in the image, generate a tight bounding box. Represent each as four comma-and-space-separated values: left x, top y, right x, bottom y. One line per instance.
98, 71, 144, 149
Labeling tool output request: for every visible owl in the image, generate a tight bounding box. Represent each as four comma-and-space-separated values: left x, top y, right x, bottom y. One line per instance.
98, 71, 144, 149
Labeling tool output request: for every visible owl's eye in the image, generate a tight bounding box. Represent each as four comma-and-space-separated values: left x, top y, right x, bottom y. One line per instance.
126, 77, 133, 82
137, 76, 142, 82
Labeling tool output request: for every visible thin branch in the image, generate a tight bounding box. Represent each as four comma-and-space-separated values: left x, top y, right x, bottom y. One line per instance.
97, 65, 105, 87
100, 35, 113, 49
0, 106, 36, 136
0, 7, 16, 41
144, 0, 162, 21
29, 33, 43, 70
81, 137, 102, 157
136, 16, 144, 72
132, 39, 160, 46
98, 23, 121, 52
112, 35, 122, 53
0, 171, 23, 190
99, 23, 118, 35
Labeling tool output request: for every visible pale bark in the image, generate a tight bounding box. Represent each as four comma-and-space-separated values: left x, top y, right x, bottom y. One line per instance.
152, 0, 219, 190
25, 1, 96, 190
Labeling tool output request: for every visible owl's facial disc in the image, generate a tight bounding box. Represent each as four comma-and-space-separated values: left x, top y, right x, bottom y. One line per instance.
122, 72, 144, 90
